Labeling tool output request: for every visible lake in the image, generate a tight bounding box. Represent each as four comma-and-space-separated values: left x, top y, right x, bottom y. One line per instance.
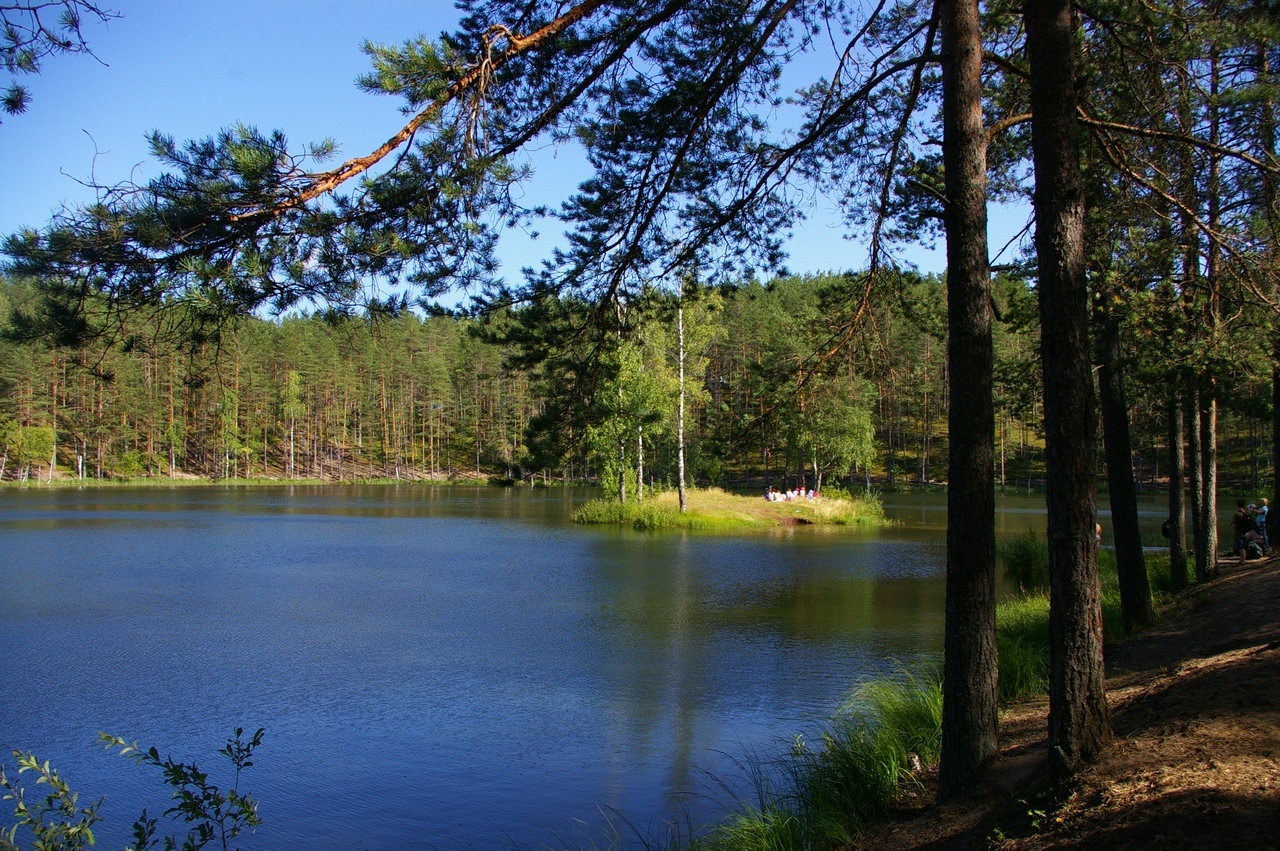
0, 485, 1183, 849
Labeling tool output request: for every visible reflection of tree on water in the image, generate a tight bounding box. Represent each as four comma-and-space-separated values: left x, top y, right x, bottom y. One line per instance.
587, 529, 948, 828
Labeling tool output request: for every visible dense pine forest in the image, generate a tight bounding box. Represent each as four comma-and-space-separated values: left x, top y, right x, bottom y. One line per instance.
4, 0, 1280, 813
1, 269, 1272, 494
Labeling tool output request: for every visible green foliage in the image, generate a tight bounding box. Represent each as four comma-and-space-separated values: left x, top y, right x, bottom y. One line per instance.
2, 729, 264, 851
996, 595, 1052, 703
1000, 528, 1050, 589
0, 415, 17, 459
19, 426, 53, 467
0, 751, 102, 851
109, 448, 147, 480
846, 673, 944, 767
818, 483, 851, 501
994, 561, 1136, 704
1, 2, 119, 124
1143, 552, 1174, 599
687, 674, 942, 850
572, 495, 756, 530
100, 727, 264, 851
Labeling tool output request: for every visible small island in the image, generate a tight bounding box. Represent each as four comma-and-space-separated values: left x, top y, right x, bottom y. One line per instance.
572, 486, 887, 530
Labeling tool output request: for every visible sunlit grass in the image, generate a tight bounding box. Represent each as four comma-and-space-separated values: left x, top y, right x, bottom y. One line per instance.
995, 540, 1158, 702
572, 487, 887, 530
675, 673, 942, 851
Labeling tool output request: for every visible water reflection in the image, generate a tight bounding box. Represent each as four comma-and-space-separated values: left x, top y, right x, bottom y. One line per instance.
0, 485, 1218, 850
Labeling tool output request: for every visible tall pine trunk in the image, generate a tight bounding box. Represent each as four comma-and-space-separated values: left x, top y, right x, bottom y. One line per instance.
677, 303, 688, 513
1097, 306, 1152, 630
1024, 0, 1111, 783
1168, 398, 1189, 592
1201, 45, 1222, 574
937, 0, 998, 801
1188, 394, 1206, 579
1199, 388, 1219, 573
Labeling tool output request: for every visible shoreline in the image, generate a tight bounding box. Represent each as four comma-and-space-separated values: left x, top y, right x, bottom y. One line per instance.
856, 552, 1280, 850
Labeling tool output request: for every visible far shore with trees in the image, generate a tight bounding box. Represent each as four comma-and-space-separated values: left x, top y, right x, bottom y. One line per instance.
2, 0, 1277, 818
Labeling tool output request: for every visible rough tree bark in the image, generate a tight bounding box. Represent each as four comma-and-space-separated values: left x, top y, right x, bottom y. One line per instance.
1024, 0, 1112, 783
1188, 393, 1206, 579
1168, 398, 1189, 592
1200, 387, 1219, 574
1097, 306, 1152, 630
937, 0, 998, 801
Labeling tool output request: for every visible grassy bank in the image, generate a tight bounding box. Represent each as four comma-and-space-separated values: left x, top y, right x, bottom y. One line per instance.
668, 537, 1179, 850
572, 487, 887, 530
676, 672, 942, 851
997, 530, 1175, 702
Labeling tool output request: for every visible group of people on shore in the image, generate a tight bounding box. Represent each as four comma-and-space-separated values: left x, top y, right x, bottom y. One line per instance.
765, 485, 817, 502
1231, 498, 1271, 564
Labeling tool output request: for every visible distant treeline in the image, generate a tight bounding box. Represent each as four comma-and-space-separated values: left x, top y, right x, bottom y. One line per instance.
0, 272, 1272, 491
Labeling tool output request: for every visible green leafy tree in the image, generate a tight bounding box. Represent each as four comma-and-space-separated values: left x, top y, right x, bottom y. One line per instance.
17, 423, 53, 481
800, 372, 876, 493
586, 334, 668, 503
0, 414, 17, 478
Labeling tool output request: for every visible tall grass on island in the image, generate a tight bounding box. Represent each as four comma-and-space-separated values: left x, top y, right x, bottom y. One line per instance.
572, 487, 887, 530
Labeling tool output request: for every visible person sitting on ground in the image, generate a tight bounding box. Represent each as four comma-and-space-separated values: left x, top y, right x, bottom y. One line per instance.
1245, 527, 1267, 559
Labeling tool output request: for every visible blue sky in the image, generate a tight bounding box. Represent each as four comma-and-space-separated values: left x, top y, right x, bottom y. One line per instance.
1, 1, 1032, 293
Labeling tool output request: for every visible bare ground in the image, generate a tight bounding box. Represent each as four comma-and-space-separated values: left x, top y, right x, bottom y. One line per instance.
857, 553, 1280, 851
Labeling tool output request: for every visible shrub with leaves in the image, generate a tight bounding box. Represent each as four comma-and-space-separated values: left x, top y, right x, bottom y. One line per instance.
0, 751, 102, 851
0, 728, 264, 851
100, 727, 264, 851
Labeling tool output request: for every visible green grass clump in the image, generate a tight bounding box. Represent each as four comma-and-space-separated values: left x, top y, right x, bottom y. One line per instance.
995, 549, 1144, 703
996, 594, 1051, 702
1000, 528, 1050, 589
573, 487, 887, 531
571, 496, 760, 530
685, 674, 942, 851
1142, 552, 1175, 598
846, 673, 943, 766
815, 490, 887, 526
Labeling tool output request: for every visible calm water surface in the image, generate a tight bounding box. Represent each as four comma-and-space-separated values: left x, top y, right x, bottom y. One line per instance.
0, 485, 1179, 849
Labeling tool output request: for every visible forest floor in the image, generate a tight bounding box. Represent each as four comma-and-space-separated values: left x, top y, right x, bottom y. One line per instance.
856, 551, 1280, 851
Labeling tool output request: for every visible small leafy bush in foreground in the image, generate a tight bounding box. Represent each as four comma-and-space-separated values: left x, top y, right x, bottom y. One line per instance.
1, 728, 264, 851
